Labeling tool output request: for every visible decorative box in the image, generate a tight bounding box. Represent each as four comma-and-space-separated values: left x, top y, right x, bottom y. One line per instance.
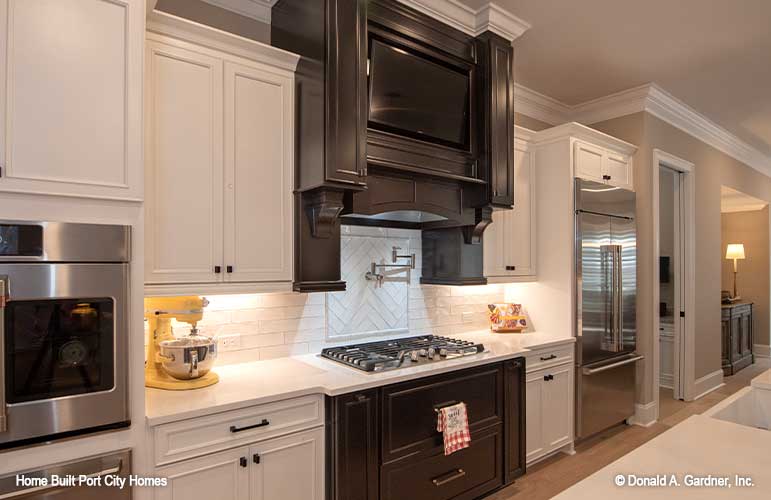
488, 303, 527, 333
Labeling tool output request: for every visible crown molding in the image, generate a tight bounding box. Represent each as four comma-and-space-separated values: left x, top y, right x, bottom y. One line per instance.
200, 0, 277, 24
514, 82, 771, 177
513, 83, 571, 125
396, 0, 530, 41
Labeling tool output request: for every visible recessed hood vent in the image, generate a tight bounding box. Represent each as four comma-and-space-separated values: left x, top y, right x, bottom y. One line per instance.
342, 210, 448, 224
271, 0, 515, 292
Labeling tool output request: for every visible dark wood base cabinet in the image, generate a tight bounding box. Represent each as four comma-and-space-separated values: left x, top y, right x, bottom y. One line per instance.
326, 359, 525, 500
721, 302, 754, 376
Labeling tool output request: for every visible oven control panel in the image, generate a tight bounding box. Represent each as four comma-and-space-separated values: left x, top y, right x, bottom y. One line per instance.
0, 224, 43, 256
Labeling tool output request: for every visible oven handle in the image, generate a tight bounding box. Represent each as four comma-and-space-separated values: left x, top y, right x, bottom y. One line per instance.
0, 275, 7, 434
0, 461, 124, 500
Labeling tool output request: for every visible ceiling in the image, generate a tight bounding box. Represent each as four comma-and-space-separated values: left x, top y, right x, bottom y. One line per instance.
461, 0, 771, 157
721, 186, 768, 213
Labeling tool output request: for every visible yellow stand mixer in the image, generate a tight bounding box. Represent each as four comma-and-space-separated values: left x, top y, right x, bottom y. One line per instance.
145, 296, 219, 390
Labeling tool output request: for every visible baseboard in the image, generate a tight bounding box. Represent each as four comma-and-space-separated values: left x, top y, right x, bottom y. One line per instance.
754, 344, 770, 358
627, 400, 657, 427
691, 369, 725, 401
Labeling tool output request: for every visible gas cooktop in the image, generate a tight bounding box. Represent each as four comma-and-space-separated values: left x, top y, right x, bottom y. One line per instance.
320, 335, 485, 372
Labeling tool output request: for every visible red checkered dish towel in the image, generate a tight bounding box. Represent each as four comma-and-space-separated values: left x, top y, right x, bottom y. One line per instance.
436, 402, 471, 455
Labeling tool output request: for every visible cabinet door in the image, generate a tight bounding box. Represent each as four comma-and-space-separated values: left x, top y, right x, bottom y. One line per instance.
483, 139, 536, 279
223, 61, 293, 282
250, 427, 324, 500
573, 141, 605, 183
0, 0, 142, 200
155, 447, 249, 500
504, 359, 525, 483
325, 0, 367, 186
329, 391, 379, 500
604, 152, 633, 190
145, 40, 224, 284
541, 365, 572, 451
524, 372, 545, 462
487, 35, 514, 207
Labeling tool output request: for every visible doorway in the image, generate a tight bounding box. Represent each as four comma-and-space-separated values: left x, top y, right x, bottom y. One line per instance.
653, 150, 695, 418
658, 166, 686, 400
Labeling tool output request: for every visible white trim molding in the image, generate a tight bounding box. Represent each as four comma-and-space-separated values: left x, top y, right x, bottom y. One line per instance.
200, 0, 278, 24
514, 82, 771, 177
514, 83, 572, 126
396, 0, 531, 41
692, 369, 725, 401
628, 401, 658, 428
755, 344, 771, 359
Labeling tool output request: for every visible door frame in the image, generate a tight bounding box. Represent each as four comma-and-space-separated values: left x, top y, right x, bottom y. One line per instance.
652, 149, 696, 416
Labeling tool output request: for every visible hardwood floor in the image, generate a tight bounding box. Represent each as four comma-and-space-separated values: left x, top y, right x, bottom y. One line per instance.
490, 358, 771, 500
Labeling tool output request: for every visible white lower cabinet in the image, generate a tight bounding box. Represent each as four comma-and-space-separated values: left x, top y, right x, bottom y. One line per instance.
155, 427, 324, 500
525, 346, 574, 464
156, 447, 250, 500
250, 428, 325, 500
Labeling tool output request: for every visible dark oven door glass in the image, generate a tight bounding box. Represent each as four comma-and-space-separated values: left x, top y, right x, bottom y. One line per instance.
4, 298, 115, 403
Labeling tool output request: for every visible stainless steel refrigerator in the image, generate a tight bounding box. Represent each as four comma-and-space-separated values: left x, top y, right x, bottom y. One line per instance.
575, 179, 643, 439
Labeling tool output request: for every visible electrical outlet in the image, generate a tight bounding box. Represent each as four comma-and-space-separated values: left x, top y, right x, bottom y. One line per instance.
461, 312, 474, 323
219, 335, 241, 351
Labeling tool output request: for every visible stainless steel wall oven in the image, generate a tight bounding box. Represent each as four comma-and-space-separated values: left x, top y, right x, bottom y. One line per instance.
0, 221, 130, 449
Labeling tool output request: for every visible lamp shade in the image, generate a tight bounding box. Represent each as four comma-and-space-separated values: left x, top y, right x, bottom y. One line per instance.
726, 243, 746, 260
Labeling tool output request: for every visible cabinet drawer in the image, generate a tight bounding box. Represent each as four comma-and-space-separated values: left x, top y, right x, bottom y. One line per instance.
380, 428, 503, 500
525, 345, 573, 373
381, 364, 503, 464
154, 394, 324, 466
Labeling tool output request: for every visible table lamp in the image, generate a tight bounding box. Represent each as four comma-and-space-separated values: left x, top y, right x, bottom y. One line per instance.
725, 243, 745, 299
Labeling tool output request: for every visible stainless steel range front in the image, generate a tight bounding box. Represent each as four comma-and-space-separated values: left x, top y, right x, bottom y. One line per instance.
0, 221, 130, 449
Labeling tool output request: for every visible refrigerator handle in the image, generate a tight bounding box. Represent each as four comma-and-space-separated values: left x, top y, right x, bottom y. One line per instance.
613, 245, 623, 351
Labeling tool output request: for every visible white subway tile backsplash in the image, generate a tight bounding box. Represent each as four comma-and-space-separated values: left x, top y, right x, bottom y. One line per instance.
187, 228, 506, 365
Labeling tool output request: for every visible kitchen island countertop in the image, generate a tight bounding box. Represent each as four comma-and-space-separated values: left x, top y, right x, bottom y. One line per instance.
556, 414, 771, 499
146, 331, 574, 426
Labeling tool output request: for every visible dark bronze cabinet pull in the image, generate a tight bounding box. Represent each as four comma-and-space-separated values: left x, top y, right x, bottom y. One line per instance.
214, 265, 221, 273
432, 468, 466, 487
230, 419, 270, 433
505, 265, 516, 271
540, 354, 557, 361
253, 453, 261, 464
239, 457, 247, 468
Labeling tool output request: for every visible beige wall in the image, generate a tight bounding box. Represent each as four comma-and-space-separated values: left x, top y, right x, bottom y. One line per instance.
592, 112, 771, 404
156, 0, 271, 43
721, 207, 770, 347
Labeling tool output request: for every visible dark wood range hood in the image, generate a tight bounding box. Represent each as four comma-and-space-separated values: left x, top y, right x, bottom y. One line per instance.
272, 0, 515, 292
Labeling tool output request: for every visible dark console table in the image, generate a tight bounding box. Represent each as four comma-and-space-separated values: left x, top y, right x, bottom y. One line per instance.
721, 302, 754, 375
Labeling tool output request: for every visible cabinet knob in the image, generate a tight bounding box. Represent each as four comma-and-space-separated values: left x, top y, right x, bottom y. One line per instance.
214, 266, 221, 274
253, 453, 261, 465
505, 265, 516, 271
603, 174, 611, 181
239, 457, 247, 468
227, 265, 233, 273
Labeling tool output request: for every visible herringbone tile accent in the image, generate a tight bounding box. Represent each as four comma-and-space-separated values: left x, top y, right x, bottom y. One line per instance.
327, 235, 411, 338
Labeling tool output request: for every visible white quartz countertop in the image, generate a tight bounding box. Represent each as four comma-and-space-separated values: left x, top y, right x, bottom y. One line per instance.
145, 331, 574, 426
556, 414, 771, 499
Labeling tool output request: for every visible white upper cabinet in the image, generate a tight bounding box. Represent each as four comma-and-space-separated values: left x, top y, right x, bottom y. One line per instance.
0, 0, 143, 200
145, 41, 224, 284
573, 139, 634, 190
144, 18, 298, 293
224, 61, 293, 283
536, 122, 636, 192
485, 133, 536, 281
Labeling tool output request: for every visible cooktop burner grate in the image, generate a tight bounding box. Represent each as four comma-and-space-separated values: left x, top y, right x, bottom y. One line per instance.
321, 335, 485, 372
